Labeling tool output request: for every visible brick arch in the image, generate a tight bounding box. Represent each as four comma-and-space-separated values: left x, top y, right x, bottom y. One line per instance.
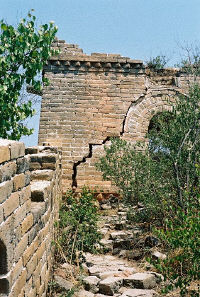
123, 90, 182, 142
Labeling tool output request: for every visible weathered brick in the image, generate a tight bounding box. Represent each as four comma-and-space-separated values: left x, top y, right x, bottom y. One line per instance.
0, 161, 17, 182
10, 268, 27, 297
13, 173, 25, 191
3, 191, 19, 218
10, 141, 25, 160
26, 253, 38, 280
36, 241, 46, 262
21, 213, 34, 236
15, 233, 29, 262
0, 180, 13, 204
0, 139, 10, 164
30, 181, 51, 202
19, 185, 31, 205
16, 155, 30, 173
22, 239, 39, 266
10, 258, 23, 284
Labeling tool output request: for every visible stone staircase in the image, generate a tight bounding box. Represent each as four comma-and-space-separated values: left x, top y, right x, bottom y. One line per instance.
74, 201, 163, 297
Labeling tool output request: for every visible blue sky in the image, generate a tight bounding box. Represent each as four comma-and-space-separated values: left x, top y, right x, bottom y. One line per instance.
0, 0, 200, 146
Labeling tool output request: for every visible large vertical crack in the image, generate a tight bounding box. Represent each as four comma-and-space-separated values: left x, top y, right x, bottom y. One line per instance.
120, 90, 148, 136
72, 137, 110, 188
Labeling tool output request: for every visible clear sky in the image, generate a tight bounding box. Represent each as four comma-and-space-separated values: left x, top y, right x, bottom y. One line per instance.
0, 0, 200, 146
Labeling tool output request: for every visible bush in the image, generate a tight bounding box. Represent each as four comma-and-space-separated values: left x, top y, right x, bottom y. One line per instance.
150, 201, 200, 296
146, 55, 168, 70
56, 187, 101, 265
97, 85, 200, 226
96, 137, 175, 226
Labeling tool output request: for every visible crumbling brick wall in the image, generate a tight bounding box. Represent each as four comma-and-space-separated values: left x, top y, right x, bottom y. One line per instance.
0, 139, 62, 297
39, 39, 196, 193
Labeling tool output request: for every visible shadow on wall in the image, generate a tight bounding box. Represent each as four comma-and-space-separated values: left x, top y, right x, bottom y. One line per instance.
0, 239, 9, 295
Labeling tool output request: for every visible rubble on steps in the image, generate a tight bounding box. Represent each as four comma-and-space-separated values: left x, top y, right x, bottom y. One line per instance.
52, 197, 164, 297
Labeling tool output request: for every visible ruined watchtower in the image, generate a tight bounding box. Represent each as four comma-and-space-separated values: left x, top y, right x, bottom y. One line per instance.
39, 39, 191, 193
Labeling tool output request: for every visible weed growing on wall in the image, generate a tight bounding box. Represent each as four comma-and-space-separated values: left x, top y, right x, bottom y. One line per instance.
56, 187, 101, 265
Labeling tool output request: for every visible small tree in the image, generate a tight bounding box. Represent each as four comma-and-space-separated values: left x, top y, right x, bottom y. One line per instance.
0, 10, 58, 140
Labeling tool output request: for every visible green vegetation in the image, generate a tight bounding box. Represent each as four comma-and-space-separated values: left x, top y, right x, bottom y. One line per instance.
146, 55, 168, 70
96, 84, 200, 295
56, 187, 101, 265
0, 10, 58, 140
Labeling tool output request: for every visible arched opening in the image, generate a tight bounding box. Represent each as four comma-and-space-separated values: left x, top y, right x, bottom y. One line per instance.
0, 239, 8, 275
0, 240, 7, 275
0, 239, 9, 295
0, 279, 9, 294
147, 111, 174, 156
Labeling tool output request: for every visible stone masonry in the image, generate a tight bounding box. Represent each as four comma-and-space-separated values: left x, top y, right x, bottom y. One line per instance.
39, 39, 196, 193
0, 139, 62, 297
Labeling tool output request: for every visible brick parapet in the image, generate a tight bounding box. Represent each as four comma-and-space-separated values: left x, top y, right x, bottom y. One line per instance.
0, 139, 62, 297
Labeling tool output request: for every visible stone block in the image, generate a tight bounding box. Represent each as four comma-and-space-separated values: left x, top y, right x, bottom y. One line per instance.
99, 277, 123, 295
25, 171, 31, 186
16, 155, 30, 174
19, 185, 31, 205
10, 141, 25, 160
22, 239, 39, 266
31, 181, 51, 202
15, 233, 29, 262
31, 202, 46, 224
26, 253, 38, 280
3, 191, 19, 219
41, 162, 56, 170
0, 205, 3, 224
0, 161, 17, 182
10, 258, 23, 285
0, 139, 10, 164
36, 241, 46, 262
29, 162, 41, 171
13, 173, 25, 191
123, 273, 156, 289
25, 147, 39, 154
30, 169, 54, 181
0, 180, 13, 204
83, 276, 100, 293
10, 268, 27, 297
21, 213, 34, 236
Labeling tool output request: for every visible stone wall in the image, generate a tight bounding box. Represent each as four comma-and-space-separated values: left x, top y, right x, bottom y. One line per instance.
39, 39, 196, 193
0, 139, 62, 297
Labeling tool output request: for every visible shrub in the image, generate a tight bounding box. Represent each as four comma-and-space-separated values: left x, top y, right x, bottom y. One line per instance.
146, 55, 168, 70
97, 85, 200, 226
150, 201, 200, 296
56, 187, 101, 265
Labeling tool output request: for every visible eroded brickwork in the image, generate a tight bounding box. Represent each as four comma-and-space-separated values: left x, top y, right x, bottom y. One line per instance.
0, 139, 62, 297
39, 39, 196, 193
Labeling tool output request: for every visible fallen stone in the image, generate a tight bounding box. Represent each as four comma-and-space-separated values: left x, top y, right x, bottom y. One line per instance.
83, 276, 100, 293
151, 251, 166, 261
54, 275, 73, 291
99, 277, 123, 295
123, 273, 156, 289
110, 231, 133, 240
126, 250, 143, 260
